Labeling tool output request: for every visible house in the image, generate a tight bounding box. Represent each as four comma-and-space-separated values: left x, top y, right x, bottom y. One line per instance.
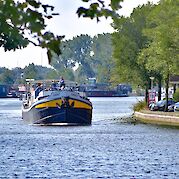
170, 75, 179, 93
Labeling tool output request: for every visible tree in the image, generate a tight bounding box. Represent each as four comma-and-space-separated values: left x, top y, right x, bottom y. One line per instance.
46, 69, 58, 80
0, 68, 14, 85
23, 63, 38, 79
51, 33, 115, 83
92, 33, 113, 83
11, 67, 24, 85
77, 0, 122, 21
139, 0, 179, 110
0, 0, 127, 66
111, 3, 155, 101
51, 35, 94, 81
0, 0, 62, 62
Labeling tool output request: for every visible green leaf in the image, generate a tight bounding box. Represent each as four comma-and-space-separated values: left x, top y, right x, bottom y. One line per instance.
111, 0, 122, 10
26, 0, 41, 8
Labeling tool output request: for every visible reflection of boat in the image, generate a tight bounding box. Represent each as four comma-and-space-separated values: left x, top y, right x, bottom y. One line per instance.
22, 80, 93, 125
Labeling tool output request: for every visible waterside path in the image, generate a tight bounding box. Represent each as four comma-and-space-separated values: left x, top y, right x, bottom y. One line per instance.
134, 110, 179, 127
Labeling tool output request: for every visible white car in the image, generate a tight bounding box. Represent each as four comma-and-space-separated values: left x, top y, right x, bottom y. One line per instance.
174, 102, 179, 112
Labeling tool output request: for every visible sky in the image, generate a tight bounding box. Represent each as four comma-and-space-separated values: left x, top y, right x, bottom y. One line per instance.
0, 0, 159, 69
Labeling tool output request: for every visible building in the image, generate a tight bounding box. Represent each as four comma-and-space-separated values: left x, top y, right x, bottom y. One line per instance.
170, 75, 179, 93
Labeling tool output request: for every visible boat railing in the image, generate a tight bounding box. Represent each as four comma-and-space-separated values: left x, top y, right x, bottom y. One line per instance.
78, 91, 87, 98
22, 85, 89, 107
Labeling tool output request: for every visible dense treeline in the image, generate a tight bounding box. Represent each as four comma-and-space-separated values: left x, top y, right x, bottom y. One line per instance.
0, 33, 113, 85
112, 0, 179, 109
51, 33, 113, 83
0, 65, 59, 85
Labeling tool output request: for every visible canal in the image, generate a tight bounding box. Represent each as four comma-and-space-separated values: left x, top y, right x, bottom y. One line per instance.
0, 97, 178, 178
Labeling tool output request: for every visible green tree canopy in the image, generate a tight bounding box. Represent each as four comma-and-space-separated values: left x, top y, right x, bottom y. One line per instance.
92, 33, 113, 83
50, 34, 113, 83
111, 3, 155, 88
0, 0, 63, 62
51, 35, 94, 81
140, 0, 179, 78
0, 68, 14, 84
23, 63, 38, 79
138, 0, 179, 109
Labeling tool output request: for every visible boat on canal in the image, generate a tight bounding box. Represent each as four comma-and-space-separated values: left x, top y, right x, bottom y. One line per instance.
22, 79, 93, 125
79, 78, 132, 97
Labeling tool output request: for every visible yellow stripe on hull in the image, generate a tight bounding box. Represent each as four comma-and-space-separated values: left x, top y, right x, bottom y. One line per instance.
35, 99, 92, 110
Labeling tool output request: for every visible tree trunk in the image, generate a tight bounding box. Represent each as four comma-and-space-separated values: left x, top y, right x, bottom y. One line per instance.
145, 80, 150, 105
164, 74, 169, 112
145, 86, 148, 104
158, 78, 162, 101
173, 84, 176, 94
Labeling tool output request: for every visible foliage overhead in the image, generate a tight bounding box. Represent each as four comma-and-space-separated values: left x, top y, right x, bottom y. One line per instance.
0, 0, 124, 66
0, 0, 63, 63
77, 0, 123, 21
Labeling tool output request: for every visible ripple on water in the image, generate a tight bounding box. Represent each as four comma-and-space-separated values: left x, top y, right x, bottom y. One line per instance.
0, 98, 178, 178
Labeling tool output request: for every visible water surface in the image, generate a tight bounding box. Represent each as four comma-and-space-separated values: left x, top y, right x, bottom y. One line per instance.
0, 97, 178, 178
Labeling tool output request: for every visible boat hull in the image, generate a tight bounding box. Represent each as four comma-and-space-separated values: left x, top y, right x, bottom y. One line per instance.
22, 91, 92, 125
22, 107, 92, 125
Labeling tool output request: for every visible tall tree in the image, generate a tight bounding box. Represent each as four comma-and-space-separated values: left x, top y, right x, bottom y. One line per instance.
111, 3, 155, 101
92, 33, 113, 83
139, 0, 179, 110
51, 35, 94, 82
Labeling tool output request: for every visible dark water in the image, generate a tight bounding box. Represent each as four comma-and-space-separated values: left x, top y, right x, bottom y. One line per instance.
0, 97, 179, 178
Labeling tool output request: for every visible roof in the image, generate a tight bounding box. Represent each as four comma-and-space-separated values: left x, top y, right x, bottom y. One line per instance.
170, 75, 179, 84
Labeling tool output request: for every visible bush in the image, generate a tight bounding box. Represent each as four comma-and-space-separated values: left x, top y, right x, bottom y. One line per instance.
133, 100, 147, 111
173, 88, 179, 102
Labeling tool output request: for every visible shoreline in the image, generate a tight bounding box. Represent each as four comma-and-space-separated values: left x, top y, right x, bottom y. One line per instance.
133, 110, 179, 127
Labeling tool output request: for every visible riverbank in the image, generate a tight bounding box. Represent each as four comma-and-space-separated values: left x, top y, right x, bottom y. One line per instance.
133, 109, 179, 127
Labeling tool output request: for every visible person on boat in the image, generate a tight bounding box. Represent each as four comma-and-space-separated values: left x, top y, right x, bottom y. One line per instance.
59, 76, 65, 90
35, 83, 43, 99
51, 80, 58, 90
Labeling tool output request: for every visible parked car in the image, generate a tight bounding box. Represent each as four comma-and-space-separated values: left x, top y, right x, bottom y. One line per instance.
149, 99, 176, 111
168, 103, 176, 112
174, 102, 179, 112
